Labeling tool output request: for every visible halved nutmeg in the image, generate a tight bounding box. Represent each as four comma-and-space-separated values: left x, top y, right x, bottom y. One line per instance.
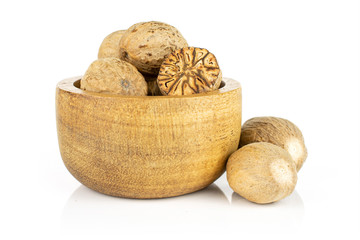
157, 47, 222, 96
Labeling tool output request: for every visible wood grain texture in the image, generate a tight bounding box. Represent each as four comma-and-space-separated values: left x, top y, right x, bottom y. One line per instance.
56, 76, 242, 198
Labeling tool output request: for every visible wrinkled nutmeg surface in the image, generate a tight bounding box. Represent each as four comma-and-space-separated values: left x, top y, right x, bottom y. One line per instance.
157, 47, 222, 96
119, 21, 188, 75
80, 58, 148, 96
98, 30, 126, 59
227, 142, 298, 204
240, 116, 307, 172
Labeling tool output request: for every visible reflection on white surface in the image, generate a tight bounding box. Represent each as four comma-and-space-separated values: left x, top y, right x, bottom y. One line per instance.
61, 180, 305, 237
62, 183, 229, 236
231, 190, 305, 225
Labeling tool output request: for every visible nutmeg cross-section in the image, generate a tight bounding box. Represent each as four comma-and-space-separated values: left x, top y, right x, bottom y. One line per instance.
157, 47, 222, 95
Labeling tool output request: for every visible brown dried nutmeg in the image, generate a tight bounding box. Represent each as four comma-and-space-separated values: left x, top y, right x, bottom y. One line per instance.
240, 117, 307, 172
98, 30, 126, 59
119, 21, 188, 75
227, 142, 298, 204
147, 80, 162, 96
157, 47, 222, 96
80, 58, 148, 96
143, 74, 162, 96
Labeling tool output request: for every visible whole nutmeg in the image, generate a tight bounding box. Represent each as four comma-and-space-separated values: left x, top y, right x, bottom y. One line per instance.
240, 116, 307, 171
143, 74, 162, 96
147, 80, 162, 96
119, 21, 188, 75
157, 47, 222, 96
80, 58, 148, 96
98, 30, 126, 59
227, 142, 298, 204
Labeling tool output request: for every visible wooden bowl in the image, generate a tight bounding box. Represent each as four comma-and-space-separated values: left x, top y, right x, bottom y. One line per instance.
56, 76, 242, 198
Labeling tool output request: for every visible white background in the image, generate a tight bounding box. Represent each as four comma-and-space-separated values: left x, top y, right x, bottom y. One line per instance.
0, 0, 359, 239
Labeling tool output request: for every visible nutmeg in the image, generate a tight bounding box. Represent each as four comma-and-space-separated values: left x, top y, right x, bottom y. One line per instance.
157, 47, 222, 96
98, 30, 126, 59
227, 142, 298, 204
80, 58, 148, 96
143, 74, 162, 96
119, 21, 188, 75
240, 117, 307, 171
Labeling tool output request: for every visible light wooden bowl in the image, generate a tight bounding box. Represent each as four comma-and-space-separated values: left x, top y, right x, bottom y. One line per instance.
56, 76, 242, 198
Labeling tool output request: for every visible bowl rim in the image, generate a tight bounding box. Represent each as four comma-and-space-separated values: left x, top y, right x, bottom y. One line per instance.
57, 76, 241, 99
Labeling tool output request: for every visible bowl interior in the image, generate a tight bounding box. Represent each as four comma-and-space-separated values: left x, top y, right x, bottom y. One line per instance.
59, 76, 240, 100
73, 79, 226, 91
